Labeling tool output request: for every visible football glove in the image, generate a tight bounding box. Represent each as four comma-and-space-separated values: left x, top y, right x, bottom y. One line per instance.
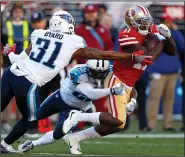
132, 50, 153, 65
157, 24, 171, 38
126, 98, 137, 115
110, 83, 124, 95
2, 44, 16, 56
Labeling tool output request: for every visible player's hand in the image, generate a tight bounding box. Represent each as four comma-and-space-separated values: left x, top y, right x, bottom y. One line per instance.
126, 98, 136, 115
132, 50, 153, 65
157, 24, 171, 38
110, 83, 124, 95
2, 44, 16, 56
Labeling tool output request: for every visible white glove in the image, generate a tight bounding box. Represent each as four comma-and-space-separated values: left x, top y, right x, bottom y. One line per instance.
126, 98, 137, 115
110, 83, 124, 95
157, 24, 171, 38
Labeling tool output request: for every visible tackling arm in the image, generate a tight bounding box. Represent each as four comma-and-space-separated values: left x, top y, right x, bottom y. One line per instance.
76, 83, 111, 100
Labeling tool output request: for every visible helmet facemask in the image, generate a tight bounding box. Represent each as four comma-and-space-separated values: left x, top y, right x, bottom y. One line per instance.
87, 68, 109, 88
131, 15, 153, 36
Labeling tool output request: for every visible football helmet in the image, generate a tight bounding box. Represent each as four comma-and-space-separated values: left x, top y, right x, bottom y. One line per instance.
87, 60, 110, 87
49, 11, 75, 34
125, 5, 153, 36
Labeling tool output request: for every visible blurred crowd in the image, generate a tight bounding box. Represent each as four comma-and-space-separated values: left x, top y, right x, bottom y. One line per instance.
1, 2, 184, 134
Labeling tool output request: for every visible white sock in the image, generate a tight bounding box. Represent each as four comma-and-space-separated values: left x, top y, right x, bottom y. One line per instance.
71, 127, 101, 142
32, 131, 55, 147
75, 112, 101, 125
1, 140, 10, 147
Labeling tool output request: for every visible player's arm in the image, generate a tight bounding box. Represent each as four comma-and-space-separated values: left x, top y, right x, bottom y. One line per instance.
72, 47, 152, 65
2, 43, 32, 64
128, 40, 165, 61
130, 87, 137, 100
76, 82, 124, 100
157, 24, 177, 56
126, 87, 137, 115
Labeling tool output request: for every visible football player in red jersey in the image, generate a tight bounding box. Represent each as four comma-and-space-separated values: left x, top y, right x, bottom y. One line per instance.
103, 5, 177, 129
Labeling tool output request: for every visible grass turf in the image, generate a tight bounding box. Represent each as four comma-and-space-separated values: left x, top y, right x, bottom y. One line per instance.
1, 137, 184, 156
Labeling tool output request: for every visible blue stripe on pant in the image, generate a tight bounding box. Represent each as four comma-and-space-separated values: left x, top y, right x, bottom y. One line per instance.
27, 84, 38, 121
1, 67, 40, 121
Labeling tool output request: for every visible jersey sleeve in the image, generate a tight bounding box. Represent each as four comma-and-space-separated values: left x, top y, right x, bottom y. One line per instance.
118, 28, 139, 47
74, 35, 87, 49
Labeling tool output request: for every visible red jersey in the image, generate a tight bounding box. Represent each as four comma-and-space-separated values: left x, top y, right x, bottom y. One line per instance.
113, 26, 158, 87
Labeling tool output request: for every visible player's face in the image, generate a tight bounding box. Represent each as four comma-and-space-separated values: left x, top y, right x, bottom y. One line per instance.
136, 17, 152, 32
12, 8, 24, 21
84, 12, 98, 23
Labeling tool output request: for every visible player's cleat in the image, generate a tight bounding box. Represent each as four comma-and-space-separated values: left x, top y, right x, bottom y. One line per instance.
1, 144, 19, 153
63, 133, 82, 155
62, 110, 82, 134
18, 141, 34, 152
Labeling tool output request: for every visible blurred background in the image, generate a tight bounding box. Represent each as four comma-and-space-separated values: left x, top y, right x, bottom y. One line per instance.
1, 1, 184, 136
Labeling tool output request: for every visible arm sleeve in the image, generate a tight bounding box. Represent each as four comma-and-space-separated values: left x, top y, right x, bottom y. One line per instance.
76, 83, 111, 100
8, 50, 28, 64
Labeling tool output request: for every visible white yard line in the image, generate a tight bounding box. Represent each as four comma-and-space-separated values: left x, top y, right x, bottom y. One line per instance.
32, 153, 121, 156
1, 133, 184, 139
82, 141, 184, 146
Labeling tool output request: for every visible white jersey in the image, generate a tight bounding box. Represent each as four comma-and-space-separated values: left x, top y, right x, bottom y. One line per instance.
10, 29, 86, 86
60, 64, 94, 111
60, 64, 113, 111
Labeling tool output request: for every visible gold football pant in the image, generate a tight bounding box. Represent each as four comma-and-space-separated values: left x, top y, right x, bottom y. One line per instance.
104, 72, 132, 128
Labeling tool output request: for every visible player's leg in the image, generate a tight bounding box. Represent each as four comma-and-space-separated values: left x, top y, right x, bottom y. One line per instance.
1, 68, 14, 112
18, 90, 77, 152
1, 74, 40, 153
64, 74, 131, 154
63, 110, 123, 133
62, 72, 125, 134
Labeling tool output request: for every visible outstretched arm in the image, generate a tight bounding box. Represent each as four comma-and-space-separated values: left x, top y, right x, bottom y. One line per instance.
73, 47, 132, 60
73, 47, 152, 65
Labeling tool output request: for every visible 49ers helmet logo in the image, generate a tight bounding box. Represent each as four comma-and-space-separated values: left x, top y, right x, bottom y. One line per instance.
126, 9, 135, 17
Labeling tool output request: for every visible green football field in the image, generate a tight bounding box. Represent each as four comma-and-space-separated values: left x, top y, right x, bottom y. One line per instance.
1, 136, 184, 156
1, 120, 184, 156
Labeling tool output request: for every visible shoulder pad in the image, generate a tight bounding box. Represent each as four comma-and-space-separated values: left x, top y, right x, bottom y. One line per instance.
70, 65, 87, 83
118, 28, 139, 46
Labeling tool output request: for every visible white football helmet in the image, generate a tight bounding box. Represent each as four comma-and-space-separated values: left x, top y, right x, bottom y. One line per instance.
49, 11, 75, 34
87, 60, 110, 87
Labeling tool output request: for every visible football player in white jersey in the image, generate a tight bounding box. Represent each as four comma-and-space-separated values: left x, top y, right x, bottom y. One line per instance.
1, 10, 150, 153
18, 59, 137, 153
